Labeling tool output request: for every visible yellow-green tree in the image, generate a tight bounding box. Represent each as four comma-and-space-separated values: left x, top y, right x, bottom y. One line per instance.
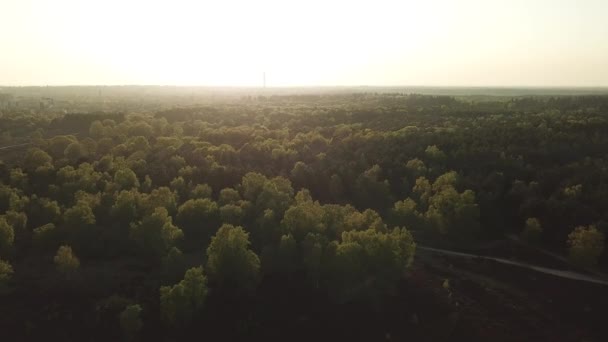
206, 224, 260, 293
160, 267, 207, 327
281, 198, 326, 241
327, 227, 416, 303
0, 218, 15, 253
521, 218, 542, 242
0, 259, 13, 289
130, 207, 183, 258
64, 200, 96, 229
114, 168, 140, 191
567, 225, 605, 267
392, 198, 421, 229
54, 245, 80, 274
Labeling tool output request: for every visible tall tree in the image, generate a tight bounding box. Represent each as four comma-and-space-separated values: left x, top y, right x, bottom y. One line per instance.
119, 304, 143, 342
160, 267, 208, 327
568, 225, 605, 267
0, 259, 13, 290
521, 217, 542, 242
206, 224, 261, 293
327, 227, 416, 303
130, 207, 183, 258
54, 245, 80, 275
114, 168, 140, 191
176, 198, 219, 248
0, 217, 15, 249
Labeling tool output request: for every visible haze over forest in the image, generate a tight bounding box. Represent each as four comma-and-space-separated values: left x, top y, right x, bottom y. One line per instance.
2, 0, 608, 87
2, 1, 608, 342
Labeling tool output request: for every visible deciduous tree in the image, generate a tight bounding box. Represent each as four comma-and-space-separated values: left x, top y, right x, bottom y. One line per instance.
0, 218, 15, 252
567, 225, 605, 267
119, 304, 143, 341
160, 267, 207, 327
54, 245, 80, 274
206, 224, 261, 293
130, 207, 183, 258
522, 217, 542, 242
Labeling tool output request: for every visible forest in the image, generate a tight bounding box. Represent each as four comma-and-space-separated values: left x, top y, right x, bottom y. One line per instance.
1, 88, 608, 341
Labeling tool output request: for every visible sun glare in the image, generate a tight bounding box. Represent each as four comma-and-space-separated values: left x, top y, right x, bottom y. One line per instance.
2, 0, 608, 86
15, 0, 448, 86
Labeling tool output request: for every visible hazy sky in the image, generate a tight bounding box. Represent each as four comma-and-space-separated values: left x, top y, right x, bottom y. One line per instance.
1, 0, 607, 86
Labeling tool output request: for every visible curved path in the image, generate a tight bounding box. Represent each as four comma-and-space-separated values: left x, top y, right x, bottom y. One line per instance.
0, 142, 31, 150
418, 246, 608, 286
0, 132, 79, 151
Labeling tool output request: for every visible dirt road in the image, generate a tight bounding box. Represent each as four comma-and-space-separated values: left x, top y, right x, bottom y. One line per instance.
418, 246, 608, 286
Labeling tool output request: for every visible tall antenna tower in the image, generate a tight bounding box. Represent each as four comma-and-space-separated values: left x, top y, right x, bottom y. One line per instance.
263, 72, 266, 89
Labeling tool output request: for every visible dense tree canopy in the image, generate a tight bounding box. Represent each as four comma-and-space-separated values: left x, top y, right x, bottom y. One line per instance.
1, 90, 607, 341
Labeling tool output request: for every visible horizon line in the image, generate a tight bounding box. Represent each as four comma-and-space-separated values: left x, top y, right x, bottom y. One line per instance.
2, 84, 608, 89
